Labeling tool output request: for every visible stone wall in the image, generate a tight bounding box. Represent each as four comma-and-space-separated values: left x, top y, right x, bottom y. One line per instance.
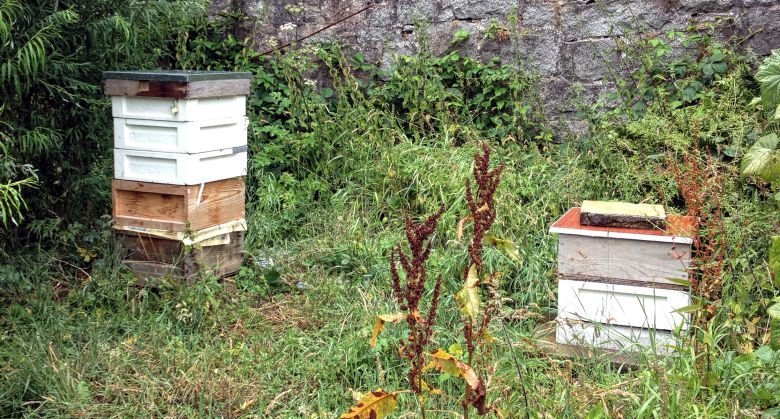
213, 0, 780, 131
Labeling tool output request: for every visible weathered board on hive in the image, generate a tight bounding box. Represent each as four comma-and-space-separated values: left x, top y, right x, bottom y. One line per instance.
551, 208, 695, 284
557, 235, 691, 284
104, 70, 252, 99
580, 200, 666, 230
117, 230, 244, 282
112, 178, 245, 232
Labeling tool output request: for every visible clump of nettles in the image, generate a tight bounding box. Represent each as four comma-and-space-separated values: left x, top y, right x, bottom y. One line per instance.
390, 206, 445, 394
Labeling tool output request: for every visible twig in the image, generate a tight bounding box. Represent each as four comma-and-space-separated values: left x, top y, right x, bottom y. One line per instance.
54, 257, 92, 282
264, 388, 293, 415
260, 3, 376, 56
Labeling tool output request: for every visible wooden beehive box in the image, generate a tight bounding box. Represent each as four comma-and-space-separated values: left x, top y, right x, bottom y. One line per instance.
117, 230, 244, 282
104, 70, 252, 121
550, 207, 694, 285
112, 178, 244, 232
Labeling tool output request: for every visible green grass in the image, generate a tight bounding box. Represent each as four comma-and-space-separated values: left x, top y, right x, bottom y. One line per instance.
2, 28, 780, 417
1, 138, 777, 417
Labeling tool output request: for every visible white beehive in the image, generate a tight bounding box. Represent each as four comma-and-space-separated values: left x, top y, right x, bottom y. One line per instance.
105, 70, 252, 281
113, 116, 248, 153
550, 206, 696, 353
114, 147, 247, 185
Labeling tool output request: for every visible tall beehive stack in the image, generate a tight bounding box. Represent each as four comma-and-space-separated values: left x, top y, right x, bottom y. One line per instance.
104, 70, 252, 282
549, 201, 696, 354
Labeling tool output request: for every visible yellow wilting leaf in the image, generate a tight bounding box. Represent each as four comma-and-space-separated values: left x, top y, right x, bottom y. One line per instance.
424, 348, 481, 391
457, 215, 473, 242
420, 379, 444, 396
484, 233, 521, 263
340, 388, 398, 419
371, 313, 405, 348
456, 264, 480, 322
418, 379, 444, 403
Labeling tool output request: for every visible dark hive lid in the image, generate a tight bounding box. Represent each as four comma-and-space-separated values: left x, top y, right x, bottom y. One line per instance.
103, 70, 253, 82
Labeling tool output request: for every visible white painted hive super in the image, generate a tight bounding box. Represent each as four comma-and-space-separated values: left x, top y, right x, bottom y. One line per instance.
113, 116, 248, 154
114, 147, 247, 185
111, 95, 247, 122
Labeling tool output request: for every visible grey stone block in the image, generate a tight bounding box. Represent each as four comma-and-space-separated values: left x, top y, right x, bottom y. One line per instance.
562, 38, 619, 82
744, 5, 780, 55
453, 0, 519, 20
560, 1, 670, 41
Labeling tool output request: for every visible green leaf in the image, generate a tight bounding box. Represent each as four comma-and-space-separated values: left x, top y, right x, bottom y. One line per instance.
741, 133, 780, 185
77, 381, 91, 402
667, 277, 692, 287
456, 264, 480, 322
673, 304, 702, 314
756, 50, 780, 110
770, 236, 780, 286
769, 303, 780, 350
712, 62, 728, 74
484, 233, 522, 263
754, 345, 774, 363
320, 87, 333, 98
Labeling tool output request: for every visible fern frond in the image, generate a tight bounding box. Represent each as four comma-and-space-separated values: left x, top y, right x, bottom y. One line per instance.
15, 127, 62, 156
0, 176, 36, 227
0, 0, 22, 44
1, 8, 77, 95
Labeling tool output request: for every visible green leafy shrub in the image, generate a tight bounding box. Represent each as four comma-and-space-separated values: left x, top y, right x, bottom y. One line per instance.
0, 0, 207, 259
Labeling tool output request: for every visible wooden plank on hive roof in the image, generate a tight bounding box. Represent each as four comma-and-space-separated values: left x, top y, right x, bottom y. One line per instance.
580, 200, 666, 230
550, 208, 694, 244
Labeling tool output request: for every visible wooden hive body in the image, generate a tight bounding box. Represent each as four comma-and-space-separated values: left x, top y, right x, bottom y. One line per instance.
112, 178, 245, 233
550, 207, 696, 352
117, 230, 244, 283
